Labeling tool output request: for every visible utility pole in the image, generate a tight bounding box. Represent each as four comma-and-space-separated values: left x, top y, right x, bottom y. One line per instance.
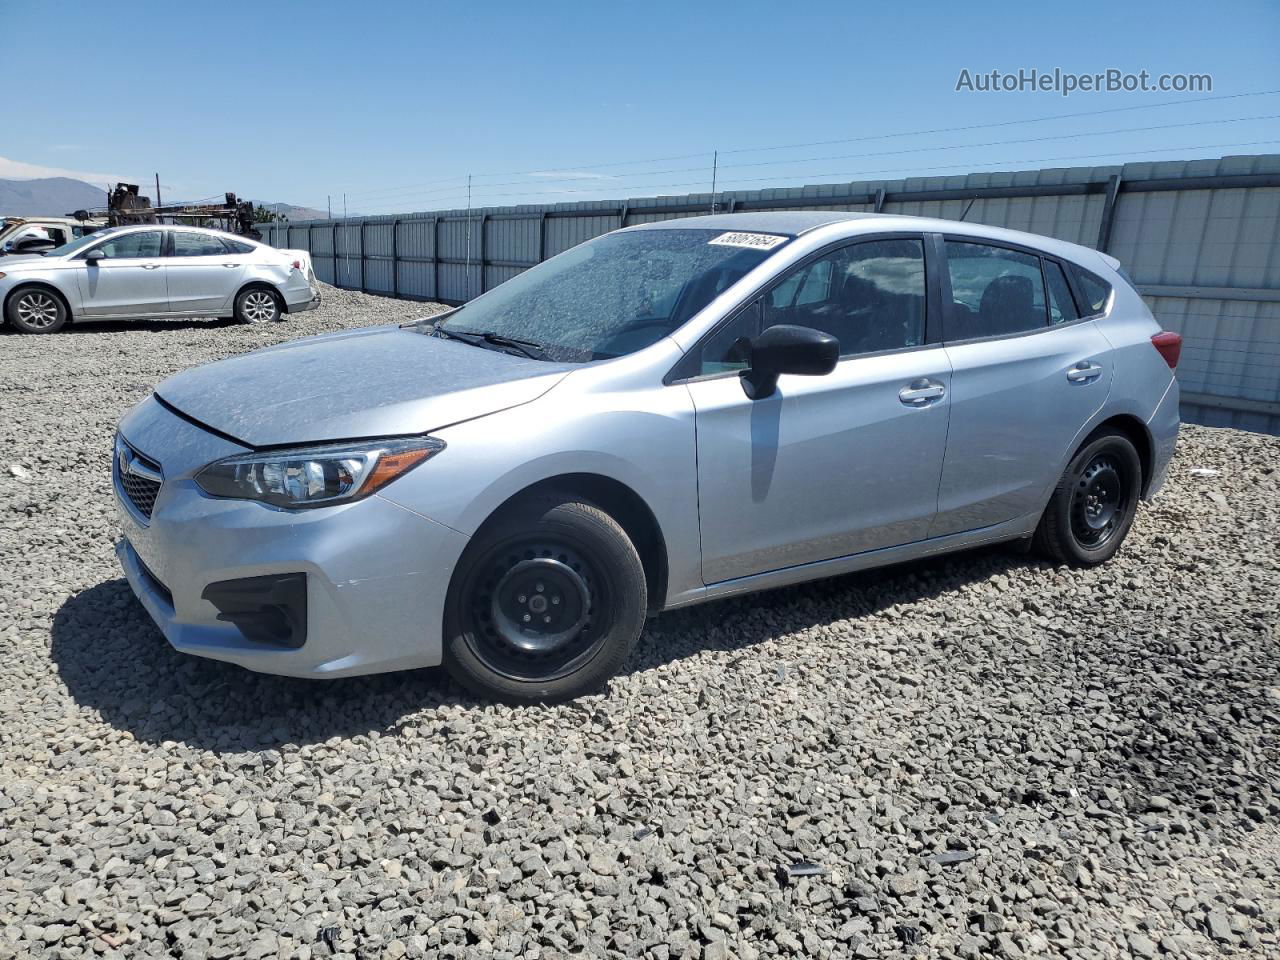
709, 151, 718, 215
154, 172, 162, 208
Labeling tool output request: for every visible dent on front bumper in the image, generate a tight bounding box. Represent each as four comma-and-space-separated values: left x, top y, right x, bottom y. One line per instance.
114, 396, 468, 678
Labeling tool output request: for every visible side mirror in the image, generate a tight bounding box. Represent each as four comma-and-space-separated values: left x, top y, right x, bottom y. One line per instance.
84, 249, 105, 265
742, 324, 839, 399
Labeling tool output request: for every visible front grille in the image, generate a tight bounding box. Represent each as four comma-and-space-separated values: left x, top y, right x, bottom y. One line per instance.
114, 438, 163, 520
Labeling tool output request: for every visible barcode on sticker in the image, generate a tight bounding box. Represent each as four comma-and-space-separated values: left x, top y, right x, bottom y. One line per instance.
708, 232, 788, 250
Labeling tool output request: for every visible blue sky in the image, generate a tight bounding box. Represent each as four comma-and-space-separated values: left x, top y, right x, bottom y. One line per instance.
6, 0, 1279, 214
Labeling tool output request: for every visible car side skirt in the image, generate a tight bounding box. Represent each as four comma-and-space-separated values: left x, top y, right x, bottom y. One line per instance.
663, 511, 1040, 610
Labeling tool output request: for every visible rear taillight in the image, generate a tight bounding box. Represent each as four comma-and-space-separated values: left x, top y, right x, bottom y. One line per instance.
1151, 331, 1182, 369
291, 259, 302, 271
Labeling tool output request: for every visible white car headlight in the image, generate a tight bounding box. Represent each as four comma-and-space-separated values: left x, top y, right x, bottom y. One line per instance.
195, 437, 444, 509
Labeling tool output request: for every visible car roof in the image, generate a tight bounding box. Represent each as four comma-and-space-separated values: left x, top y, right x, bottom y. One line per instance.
97, 223, 258, 240
622, 211, 1111, 271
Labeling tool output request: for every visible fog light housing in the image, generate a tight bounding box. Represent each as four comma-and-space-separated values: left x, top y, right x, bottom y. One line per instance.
202, 574, 307, 648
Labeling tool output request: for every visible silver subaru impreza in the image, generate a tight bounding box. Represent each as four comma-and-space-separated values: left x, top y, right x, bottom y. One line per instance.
113, 212, 1180, 702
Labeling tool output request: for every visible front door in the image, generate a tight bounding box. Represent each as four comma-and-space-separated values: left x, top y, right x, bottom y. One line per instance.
75, 230, 168, 316
685, 236, 952, 584
931, 239, 1113, 536
165, 231, 246, 314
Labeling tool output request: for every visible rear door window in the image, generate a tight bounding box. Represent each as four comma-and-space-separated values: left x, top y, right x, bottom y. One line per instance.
171, 232, 230, 257
944, 241, 1047, 340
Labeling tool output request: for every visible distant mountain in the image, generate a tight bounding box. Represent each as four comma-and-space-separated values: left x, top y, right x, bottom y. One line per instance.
0, 177, 332, 222
0, 177, 110, 216
258, 201, 332, 223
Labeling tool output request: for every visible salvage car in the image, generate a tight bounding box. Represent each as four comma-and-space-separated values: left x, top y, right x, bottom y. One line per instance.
112, 212, 1181, 702
0, 215, 104, 255
0, 224, 318, 332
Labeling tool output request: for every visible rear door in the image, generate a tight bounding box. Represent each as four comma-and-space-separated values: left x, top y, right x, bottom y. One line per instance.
685, 235, 952, 583
75, 230, 168, 316
165, 231, 246, 314
931, 237, 1113, 537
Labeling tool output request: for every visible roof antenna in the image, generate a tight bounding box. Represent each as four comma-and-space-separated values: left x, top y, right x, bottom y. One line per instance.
958, 197, 976, 222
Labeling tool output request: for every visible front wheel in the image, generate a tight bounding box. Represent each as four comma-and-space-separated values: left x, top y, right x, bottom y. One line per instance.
234, 287, 282, 325
443, 494, 647, 703
1034, 430, 1142, 566
6, 287, 67, 333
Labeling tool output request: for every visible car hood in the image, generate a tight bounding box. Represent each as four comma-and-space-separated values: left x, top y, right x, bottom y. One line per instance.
0, 253, 56, 267
154, 325, 574, 447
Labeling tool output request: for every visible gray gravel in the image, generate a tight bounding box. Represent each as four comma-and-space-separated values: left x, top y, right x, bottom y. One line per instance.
1, 285, 1278, 959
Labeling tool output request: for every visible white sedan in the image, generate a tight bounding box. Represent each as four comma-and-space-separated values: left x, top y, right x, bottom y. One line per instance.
0, 224, 319, 333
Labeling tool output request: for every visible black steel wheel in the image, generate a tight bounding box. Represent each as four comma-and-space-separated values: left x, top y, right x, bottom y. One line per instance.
443, 494, 647, 703
1034, 429, 1142, 566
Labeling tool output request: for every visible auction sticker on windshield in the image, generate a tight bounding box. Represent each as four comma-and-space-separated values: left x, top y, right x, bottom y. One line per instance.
707, 232, 789, 250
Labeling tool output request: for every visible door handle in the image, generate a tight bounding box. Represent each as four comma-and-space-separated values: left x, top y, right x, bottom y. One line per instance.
222, 262, 241, 268
141, 263, 161, 270
899, 379, 946, 406
1066, 361, 1103, 382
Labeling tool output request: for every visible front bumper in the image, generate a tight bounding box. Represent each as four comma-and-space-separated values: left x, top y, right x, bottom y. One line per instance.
114, 395, 468, 678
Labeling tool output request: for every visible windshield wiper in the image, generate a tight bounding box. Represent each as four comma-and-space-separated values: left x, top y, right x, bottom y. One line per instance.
433, 326, 549, 360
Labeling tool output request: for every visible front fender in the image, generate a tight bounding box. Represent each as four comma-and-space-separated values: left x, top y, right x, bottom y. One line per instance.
378, 383, 703, 607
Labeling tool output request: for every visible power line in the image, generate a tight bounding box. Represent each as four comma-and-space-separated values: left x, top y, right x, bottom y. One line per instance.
355, 138, 1280, 212
354, 112, 1280, 203
343, 87, 1280, 201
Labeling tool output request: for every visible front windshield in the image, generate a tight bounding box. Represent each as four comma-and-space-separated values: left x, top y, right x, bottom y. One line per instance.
435, 228, 789, 362
46, 230, 116, 258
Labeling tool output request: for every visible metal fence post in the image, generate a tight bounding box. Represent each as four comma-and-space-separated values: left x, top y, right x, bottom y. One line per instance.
390, 218, 399, 297
537, 212, 547, 262
358, 220, 366, 292
1096, 174, 1123, 252
432, 217, 441, 301
478, 214, 488, 295
332, 223, 340, 287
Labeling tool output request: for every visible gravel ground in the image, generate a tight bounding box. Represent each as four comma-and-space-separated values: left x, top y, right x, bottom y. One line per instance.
1, 285, 1278, 959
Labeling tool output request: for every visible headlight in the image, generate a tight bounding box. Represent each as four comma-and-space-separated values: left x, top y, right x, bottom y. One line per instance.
195, 436, 444, 509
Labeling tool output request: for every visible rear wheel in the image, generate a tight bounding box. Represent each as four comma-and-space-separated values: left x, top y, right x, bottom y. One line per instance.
6, 287, 67, 333
443, 494, 647, 703
234, 287, 282, 325
1034, 430, 1142, 566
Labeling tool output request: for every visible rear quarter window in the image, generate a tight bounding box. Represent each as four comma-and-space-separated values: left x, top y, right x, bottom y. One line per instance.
1071, 264, 1113, 316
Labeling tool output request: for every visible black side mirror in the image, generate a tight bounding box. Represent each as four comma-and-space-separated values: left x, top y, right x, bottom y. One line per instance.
742, 324, 839, 399
84, 249, 105, 265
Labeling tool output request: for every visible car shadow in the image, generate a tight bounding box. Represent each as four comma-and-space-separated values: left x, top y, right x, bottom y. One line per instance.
51, 548, 1029, 752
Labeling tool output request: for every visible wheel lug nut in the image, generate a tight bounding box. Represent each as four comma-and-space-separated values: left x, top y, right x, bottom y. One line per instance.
522, 614, 531, 623
535, 583, 544, 592
543, 615, 552, 624
551, 596, 560, 605
517, 594, 526, 603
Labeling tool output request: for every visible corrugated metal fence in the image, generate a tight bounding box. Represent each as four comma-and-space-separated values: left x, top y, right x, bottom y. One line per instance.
258, 154, 1280, 434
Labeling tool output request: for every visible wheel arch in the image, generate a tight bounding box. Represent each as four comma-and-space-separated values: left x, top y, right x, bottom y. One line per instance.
474, 472, 669, 615
4, 280, 75, 324
1082, 413, 1155, 498
234, 279, 287, 313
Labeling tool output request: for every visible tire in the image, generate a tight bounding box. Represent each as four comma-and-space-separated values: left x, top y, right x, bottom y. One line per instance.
443, 494, 647, 703
6, 287, 67, 334
1034, 429, 1142, 566
234, 287, 282, 325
